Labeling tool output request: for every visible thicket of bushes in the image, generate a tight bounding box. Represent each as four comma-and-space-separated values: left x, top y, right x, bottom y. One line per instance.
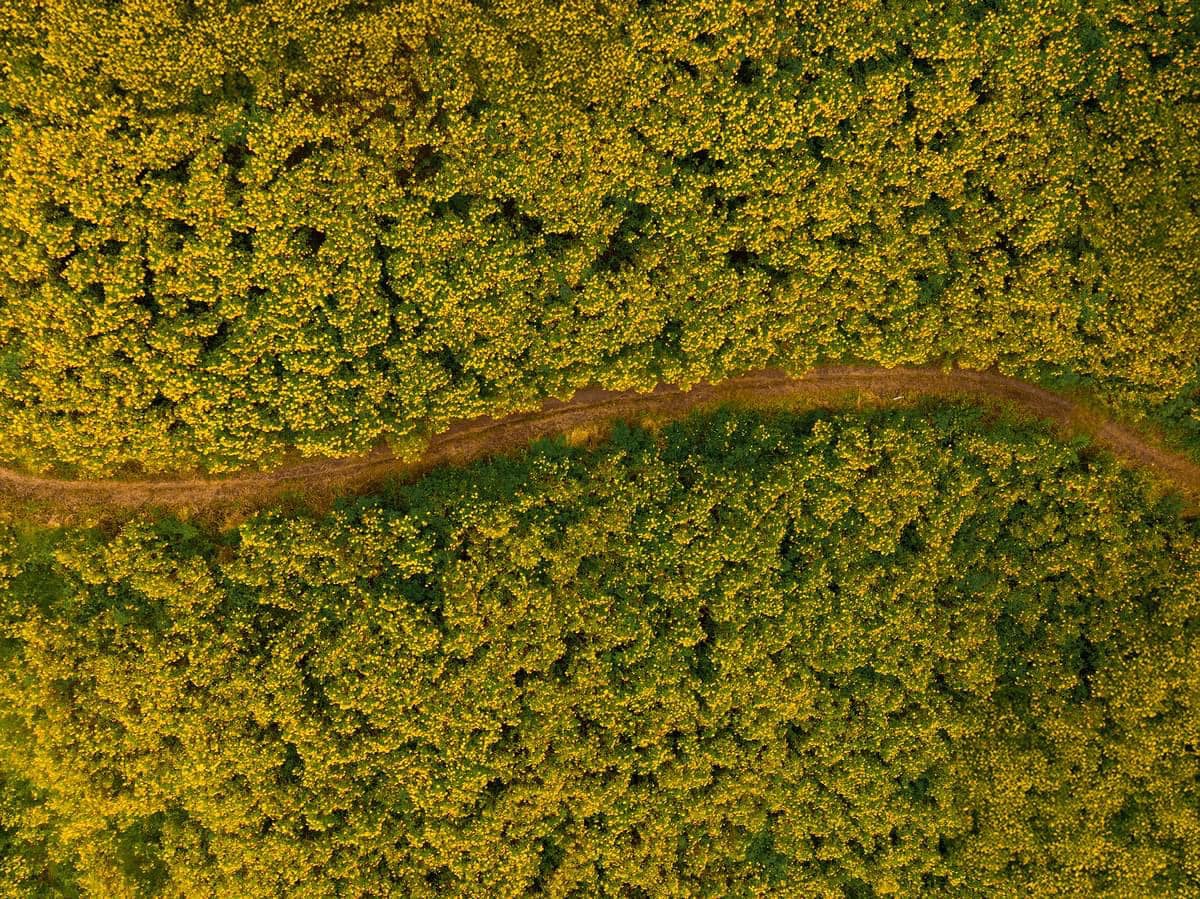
1, 407, 1196, 895
1, 1, 1197, 472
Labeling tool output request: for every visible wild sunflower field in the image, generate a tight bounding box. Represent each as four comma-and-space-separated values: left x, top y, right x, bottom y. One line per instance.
0, 0, 1196, 473
1, 408, 1197, 895
1, 2, 1198, 896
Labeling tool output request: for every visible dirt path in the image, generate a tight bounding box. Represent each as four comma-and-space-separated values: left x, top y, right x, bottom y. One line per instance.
3, 365, 1198, 520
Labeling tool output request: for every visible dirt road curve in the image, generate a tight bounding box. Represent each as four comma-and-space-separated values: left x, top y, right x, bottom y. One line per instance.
3, 365, 1198, 517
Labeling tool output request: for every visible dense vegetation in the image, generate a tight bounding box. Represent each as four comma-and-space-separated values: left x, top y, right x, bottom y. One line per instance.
0, 407, 1196, 895
1, 1, 1198, 473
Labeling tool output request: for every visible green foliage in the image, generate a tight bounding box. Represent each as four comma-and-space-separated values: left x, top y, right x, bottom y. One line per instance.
0, 407, 1197, 895
0, 1, 1197, 472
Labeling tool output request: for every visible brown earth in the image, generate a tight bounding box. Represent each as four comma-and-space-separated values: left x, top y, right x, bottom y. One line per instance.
3, 365, 1198, 523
